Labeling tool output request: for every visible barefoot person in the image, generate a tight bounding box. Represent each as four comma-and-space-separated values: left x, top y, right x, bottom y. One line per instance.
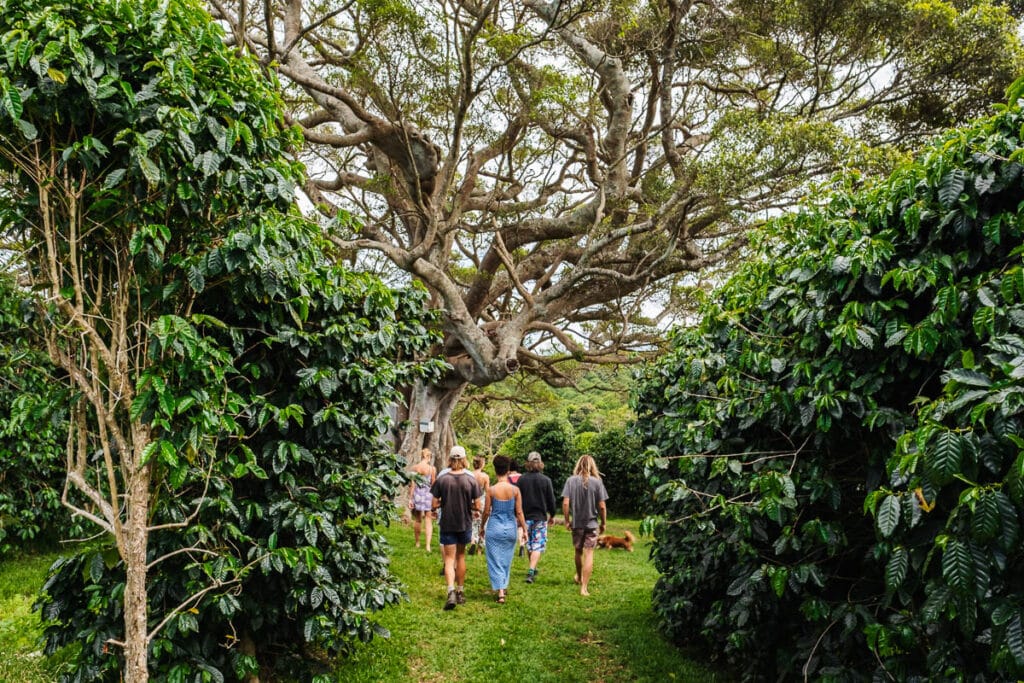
562, 454, 608, 596
480, 456, 527, 604
408, 448, 436, 552
518, 451, 556, 584
431, 445, 483, 610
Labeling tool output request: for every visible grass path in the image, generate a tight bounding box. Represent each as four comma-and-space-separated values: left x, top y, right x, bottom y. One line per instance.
334, 518, 724, 682
0, 518, 725, 681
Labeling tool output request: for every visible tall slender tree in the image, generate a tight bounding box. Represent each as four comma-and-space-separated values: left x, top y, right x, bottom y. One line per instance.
0, 0, 299, 678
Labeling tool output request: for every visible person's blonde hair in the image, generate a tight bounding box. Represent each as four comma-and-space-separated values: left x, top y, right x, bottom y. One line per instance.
420, 447, 432, 461
573, 454, 601, 488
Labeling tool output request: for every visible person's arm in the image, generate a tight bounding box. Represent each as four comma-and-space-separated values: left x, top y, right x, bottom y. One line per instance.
514, 490, 527, 533
480, 492, 492, 532
562, 496, 571, 529
546, 481, 557, 523
597, 500, 607, 533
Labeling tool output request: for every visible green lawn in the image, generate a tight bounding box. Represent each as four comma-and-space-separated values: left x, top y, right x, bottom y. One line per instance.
331, 518, 723, 682
0, 519, 723, 682
0, 551, 65, 682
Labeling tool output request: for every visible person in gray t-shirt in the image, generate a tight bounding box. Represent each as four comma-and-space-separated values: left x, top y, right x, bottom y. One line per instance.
561, 454, 608, 596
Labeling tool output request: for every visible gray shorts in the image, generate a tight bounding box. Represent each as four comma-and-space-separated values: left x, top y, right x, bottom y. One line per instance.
571, 527, 598, 550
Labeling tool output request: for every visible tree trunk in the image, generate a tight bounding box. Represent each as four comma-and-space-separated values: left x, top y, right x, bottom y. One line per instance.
399, 380, 468, 471
122, 456, 153, 682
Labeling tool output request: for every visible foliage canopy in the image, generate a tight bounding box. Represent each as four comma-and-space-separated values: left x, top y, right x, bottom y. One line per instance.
0, 0, 439, 679
209, 0, 1024, 464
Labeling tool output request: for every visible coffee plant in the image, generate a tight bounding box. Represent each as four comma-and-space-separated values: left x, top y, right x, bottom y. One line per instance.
0, 275, 78, 555
35, 213, 442, 682
635, 80, 1024, 679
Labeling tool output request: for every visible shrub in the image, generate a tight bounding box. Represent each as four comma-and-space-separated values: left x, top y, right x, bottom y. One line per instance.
36, 216, 441, 681
574, 431, 598, 457
635, 82, 1024, 679
0, 277, 78, 555
590, 428, 647, 516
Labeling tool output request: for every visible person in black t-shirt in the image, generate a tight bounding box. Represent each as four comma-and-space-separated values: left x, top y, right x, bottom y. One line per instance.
430, 445, 483, 610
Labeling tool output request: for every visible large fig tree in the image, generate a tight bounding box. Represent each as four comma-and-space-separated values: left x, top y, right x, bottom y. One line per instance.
208, 0, 1023, 465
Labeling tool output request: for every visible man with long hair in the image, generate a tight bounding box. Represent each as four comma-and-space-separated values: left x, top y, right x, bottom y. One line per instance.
561, 454, 608, 596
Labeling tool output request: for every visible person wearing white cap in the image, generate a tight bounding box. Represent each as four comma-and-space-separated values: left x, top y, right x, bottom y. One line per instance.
430, 445, 482, 609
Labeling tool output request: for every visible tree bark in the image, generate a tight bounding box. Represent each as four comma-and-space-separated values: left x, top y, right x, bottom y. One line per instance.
122, 450, 153, 683
399, 380, 468, 471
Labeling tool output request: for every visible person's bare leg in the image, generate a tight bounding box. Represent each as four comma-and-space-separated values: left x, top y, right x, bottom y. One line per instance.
529, 550, 541, 571
455, 545, 468, 586
412, 511, 422, 548
573, 547, 583, 584
579, 547, 595, 596
424, 512, 433, 552
442, 544, 457, 588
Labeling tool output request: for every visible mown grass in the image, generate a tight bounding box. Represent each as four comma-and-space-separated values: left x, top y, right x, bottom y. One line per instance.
0, 550, 66, 682
0, 519, 723, 682
330, 518, 723, 682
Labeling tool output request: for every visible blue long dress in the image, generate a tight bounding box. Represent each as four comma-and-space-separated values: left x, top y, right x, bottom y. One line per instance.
485, 496, 518, 590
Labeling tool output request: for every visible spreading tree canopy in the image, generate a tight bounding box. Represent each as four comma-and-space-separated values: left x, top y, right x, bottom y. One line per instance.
208, 0, 1024, 464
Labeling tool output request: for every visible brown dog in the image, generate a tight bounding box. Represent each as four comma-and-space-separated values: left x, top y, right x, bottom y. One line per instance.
596, 530, 634, 552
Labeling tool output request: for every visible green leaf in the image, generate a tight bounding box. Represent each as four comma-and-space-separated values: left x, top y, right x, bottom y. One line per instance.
885, 546, 909, 591
158, 388, 174, 418
0, 80, 23, 119
876, 495, 901, 538
187, 267, 205, 293
938, 169, 965, 208
941, 539, 974, 591
140, 440, 161, 465
137, 155, 161, 186
927, 431, 963, 484
770, 567, 788, 598
922, 584, 951, 622
971, 492, 1000, 541
1007, 614, 1024, 666
88, 552, 105, 584
16, 118, 36, 139
944, 369, 991, 388
104, 168, 127, 190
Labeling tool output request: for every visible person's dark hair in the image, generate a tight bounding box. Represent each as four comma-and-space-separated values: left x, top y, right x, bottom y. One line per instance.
493, 455, 511, 476
509, 459, 520, 473
472, 456, 485, 469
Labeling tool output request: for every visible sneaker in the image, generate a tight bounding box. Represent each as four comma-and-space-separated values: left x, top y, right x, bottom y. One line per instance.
525, 569, 536, 584
444, 590, 457, 611
455, 590, 466, 605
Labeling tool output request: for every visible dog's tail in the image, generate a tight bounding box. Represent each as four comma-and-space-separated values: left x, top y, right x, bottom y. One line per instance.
624, 531, 635, 543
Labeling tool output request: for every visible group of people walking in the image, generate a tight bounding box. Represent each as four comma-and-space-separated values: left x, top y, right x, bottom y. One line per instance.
410, 446, 608, 610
